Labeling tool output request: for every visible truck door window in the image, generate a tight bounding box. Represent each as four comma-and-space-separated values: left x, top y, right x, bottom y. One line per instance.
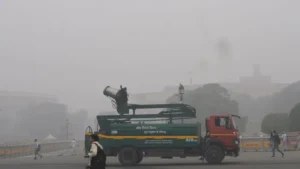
215, 117, 230, 128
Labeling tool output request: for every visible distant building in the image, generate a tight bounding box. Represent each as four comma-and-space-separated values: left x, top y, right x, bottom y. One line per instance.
0, 91, 57, 141
235, 64, 288, 97
163, 65, 289, 98
129, 65, 289, 104
0, 91, 57, 115
128, 65, 290, 134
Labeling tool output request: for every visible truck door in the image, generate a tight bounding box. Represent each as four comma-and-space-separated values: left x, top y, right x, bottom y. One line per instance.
211, 116, 235, 148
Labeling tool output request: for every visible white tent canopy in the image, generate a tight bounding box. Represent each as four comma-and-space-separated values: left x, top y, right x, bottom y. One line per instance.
44, 134, 57, 141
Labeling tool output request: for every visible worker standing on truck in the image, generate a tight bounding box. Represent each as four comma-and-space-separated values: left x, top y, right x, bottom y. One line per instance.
86, 134, 106, 169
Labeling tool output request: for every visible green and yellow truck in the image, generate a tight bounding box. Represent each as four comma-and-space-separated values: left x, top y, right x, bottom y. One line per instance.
85, 86, 240, 166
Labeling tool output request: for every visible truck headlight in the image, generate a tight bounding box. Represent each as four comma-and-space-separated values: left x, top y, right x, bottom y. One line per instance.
233, 138, 239, 145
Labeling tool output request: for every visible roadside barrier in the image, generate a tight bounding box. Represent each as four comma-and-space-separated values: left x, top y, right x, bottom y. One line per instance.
0, 141, 73, 159
240, 136, 299, 152
2, 136, 297, 157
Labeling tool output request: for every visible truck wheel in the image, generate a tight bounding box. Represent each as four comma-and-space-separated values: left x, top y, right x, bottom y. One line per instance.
205, 145, 224, 164
136, 150, 144, 164
118, 147, 138, 166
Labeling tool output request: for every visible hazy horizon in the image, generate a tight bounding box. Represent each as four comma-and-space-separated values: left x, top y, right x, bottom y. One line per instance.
1, 0, 300, 114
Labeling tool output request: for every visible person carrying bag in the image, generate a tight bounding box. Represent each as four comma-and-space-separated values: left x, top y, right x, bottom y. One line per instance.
86, 134, 106, 169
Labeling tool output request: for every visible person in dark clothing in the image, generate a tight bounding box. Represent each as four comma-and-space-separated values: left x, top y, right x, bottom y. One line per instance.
34, 139, 42, 160
86, 134, 106, 169
269, 131, 274, 150
271, 130, 284, 158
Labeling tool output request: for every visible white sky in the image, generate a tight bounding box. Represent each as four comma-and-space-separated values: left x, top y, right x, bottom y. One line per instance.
1, 0, 300, 115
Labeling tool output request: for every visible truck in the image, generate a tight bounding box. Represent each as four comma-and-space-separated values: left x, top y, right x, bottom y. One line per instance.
84, 85, 240, 166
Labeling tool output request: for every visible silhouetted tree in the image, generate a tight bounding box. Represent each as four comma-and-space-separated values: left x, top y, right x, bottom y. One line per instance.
271, 81, 300, 114
288, 102, 300, 131
261, 113, 288, 133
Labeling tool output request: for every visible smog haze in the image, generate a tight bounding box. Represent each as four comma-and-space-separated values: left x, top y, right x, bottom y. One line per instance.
1, 0, 300, 116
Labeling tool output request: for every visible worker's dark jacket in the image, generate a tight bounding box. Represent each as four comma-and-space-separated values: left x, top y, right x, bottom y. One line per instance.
273, 134, 281, 146
90, 143, 106, 169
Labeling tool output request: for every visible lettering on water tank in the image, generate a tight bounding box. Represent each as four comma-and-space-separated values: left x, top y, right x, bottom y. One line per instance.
144, 140, 173, 144
185, 138, 197, 142
136, 126, 157, 130
111, 130, 118, 134
144, 130, 167, 134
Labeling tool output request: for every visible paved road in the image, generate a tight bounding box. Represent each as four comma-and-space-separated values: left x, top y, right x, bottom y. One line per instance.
1, 150, 300, 169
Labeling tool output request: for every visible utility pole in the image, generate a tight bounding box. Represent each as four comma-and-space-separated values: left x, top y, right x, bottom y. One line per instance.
188, 71, 193, 85
66, 118, 69, 141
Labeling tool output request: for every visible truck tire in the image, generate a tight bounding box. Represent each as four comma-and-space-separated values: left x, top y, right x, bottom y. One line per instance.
205, 145, 225, 164
118, 147, 138, 166
136, 150, 143, 164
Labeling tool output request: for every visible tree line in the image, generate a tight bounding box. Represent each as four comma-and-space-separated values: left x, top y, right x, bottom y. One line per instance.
260, 81, 300, 133
165, 81, 300, 133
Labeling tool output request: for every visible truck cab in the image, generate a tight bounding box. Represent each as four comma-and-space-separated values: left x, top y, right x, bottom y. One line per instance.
204, 114, 240, 158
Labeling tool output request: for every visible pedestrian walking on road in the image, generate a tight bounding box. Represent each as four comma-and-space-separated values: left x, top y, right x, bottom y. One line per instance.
297, 133, 300, 151
271, 130, 284, 158
34, 139, 43, 160
281, 130, 288, 152
86, 134, 106, 169
71, 139, 78, 156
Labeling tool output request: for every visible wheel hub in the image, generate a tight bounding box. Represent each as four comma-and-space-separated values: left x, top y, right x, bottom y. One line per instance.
211, 152, 217, 158
209, 150, 218, 159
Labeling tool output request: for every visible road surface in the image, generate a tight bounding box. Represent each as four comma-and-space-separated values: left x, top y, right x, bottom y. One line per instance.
1, 150, 300, 169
